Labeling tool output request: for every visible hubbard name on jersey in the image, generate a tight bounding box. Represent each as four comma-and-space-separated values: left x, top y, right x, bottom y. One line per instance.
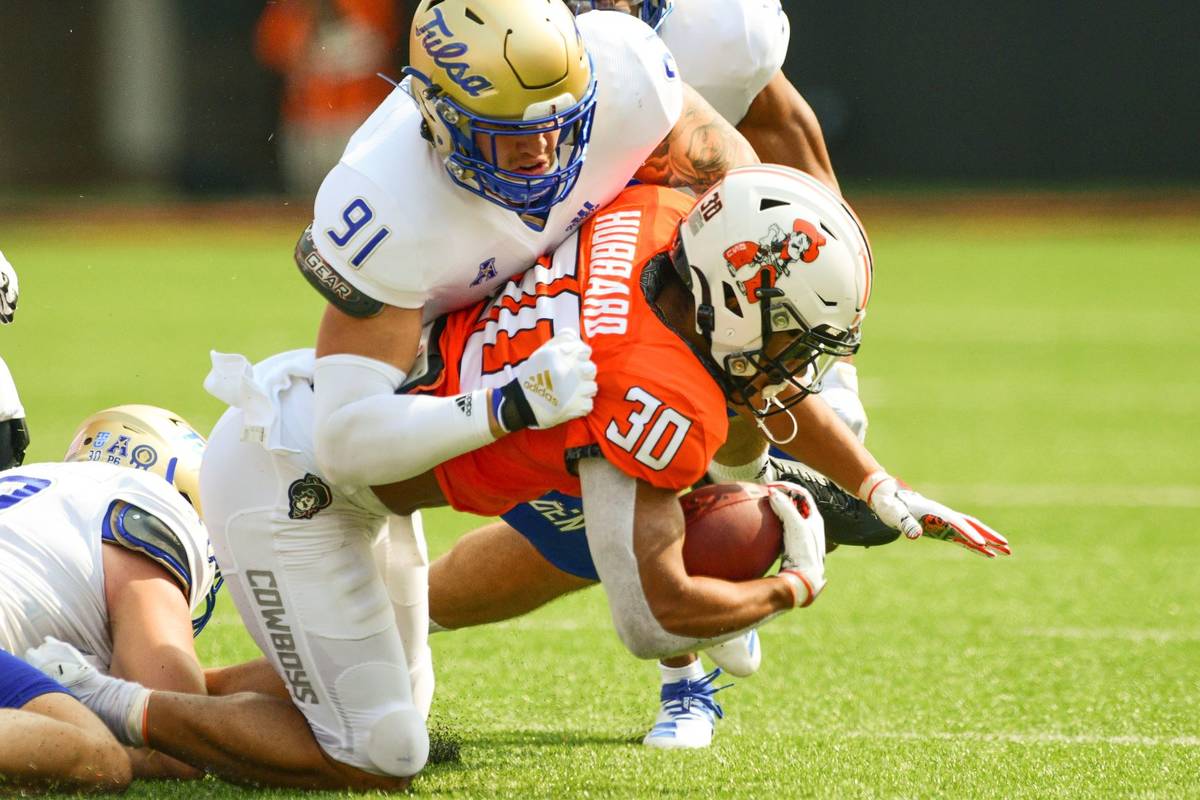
659, 0, 789, 125
311, 11, 682, 320
0, 462, 215, 668
406, 184, 728, 516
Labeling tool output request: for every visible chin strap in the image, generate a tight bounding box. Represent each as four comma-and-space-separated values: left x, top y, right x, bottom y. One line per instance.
752, 386, 800, 445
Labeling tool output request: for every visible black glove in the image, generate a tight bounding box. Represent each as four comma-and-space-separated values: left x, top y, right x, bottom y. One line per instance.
0, 417, 30, 469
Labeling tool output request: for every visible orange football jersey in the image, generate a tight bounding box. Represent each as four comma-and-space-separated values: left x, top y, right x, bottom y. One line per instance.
408, 185, 729, 517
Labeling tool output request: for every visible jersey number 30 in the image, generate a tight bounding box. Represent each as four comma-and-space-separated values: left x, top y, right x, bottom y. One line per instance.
604, 387, 692, 471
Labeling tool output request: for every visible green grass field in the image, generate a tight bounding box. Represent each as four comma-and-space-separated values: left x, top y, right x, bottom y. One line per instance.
1, 195, 1198, 798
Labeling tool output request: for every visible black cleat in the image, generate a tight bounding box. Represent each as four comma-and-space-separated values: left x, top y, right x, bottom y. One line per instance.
769, 459, 900, 549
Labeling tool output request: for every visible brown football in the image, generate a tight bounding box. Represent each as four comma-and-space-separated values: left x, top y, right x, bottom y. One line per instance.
680, 482, 784, 581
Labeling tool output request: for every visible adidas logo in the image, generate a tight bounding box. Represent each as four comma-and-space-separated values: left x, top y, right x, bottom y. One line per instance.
455, 395, 473, 415
523, 370, 558, 406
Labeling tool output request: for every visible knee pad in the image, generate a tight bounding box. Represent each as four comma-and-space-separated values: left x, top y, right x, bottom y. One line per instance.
366, 706, 429, 777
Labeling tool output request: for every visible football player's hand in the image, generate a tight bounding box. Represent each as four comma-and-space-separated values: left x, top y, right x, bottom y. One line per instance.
820, 362, 867, 442
767, 481, 827, 607
495, 329, 598, 432
896, 489, 1011, 558
858, 471, 1011, 557
0, 250, 17, 324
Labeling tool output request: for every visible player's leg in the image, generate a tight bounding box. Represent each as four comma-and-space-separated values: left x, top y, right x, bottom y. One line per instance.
54, 401, 420, 790
430, 494, 731, 749
0, 649, 130, 792
25, 638, 407, 791
373, 513, 434, 718
428, 519, 595, 630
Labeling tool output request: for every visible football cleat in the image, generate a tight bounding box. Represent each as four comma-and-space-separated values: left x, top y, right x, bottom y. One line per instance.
642, 667, 730, 750
703, 630, 761, 678
771, 459, 900, 548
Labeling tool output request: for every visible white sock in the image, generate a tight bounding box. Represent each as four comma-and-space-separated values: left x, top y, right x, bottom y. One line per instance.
707, 451, 774, 484
67, 665, 151, 747
658, 659, 705, 684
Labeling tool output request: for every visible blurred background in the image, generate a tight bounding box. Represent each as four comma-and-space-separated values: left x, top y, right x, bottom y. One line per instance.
0, 7, 1197, 795
2, 0, 1198, 201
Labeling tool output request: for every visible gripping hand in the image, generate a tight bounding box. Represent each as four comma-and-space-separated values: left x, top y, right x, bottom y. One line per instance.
495, 329, 598, 432
0, 251, 17, 324
767, 482, 827, 607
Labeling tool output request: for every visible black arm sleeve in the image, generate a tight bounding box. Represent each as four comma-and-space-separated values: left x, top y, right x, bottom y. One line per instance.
294, 224, 385, 318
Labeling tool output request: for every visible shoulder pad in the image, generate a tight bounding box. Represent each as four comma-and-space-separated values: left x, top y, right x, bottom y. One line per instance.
294, 224, 385, 318
102, 499, 192, 598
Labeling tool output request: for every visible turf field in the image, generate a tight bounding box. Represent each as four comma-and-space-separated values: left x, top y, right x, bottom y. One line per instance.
1, 192, 1197, 798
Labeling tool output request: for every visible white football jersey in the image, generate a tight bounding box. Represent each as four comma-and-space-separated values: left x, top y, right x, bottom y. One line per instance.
0, 462, 213, 668
659, 0, 791, 124
312, 11, 682, 320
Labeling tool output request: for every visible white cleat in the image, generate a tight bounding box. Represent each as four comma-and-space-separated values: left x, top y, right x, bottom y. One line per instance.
703, 630, 761, 678
642, 668, 729, 750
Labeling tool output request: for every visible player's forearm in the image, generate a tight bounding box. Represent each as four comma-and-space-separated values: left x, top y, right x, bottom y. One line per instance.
737, 72, 840, 194
581, 460, 785, 659
312, 355, 497, 488
753, 395, 881, 492
643, 572, 794, 639
634, 84, 759, 191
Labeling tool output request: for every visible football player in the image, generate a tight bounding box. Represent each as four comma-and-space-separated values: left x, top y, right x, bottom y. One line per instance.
290, 0, 761, 773
25, 167, 1005, 789
6, 405, 222, 780
436, 0, 865, 748
0, 250, 30, 470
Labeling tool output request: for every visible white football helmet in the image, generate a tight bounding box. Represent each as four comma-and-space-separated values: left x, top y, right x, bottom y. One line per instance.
673, 165, 873, 415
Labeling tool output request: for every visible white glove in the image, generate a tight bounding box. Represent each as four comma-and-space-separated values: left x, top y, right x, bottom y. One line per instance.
858, 471, 924, 540
0, 250, 17, 324
820, 362, 867, 442
767, 482, 827, 607
858, 471, 1012, 557
494, 329, 598, 432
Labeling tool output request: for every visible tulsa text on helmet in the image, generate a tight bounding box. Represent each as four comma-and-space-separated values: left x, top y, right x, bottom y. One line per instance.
583, 210, 642, 338
415, 8, 494, 97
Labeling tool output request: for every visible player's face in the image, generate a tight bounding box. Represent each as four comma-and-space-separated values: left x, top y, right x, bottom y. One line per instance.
745, 331, 817, 398
474, 126, 563, 175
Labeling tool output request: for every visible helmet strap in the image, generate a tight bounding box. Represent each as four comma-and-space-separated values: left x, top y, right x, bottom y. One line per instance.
753, 393, 800, 445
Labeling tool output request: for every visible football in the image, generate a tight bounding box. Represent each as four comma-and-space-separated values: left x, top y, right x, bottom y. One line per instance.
680, 482, 784, 581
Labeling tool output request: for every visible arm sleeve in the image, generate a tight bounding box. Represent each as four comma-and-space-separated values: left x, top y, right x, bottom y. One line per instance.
578, 458, 752, 659
312, 354, 496, 489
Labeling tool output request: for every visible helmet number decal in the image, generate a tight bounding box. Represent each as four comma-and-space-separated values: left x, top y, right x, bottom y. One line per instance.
326, 199, 391, 269
605, 387, 692, 472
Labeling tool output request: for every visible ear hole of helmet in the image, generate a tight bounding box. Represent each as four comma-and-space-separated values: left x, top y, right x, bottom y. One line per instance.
722, 282, 744, 318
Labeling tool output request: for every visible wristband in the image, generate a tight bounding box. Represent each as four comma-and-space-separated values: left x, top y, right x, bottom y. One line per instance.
857, 470, 893, 504
494, 379, 537, 433
778, 569, 817, 608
